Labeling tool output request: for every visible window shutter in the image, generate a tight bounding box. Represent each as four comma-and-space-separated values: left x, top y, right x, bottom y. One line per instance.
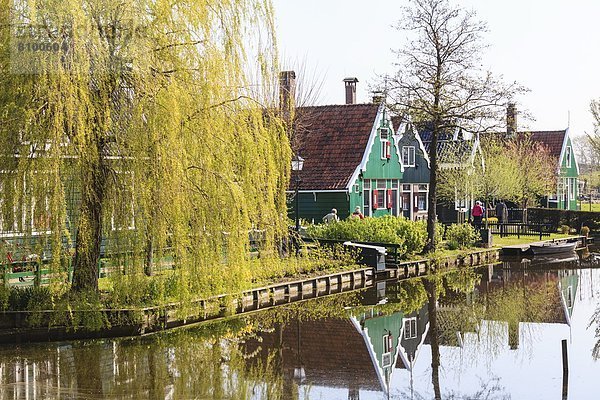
372, 190, 378, 209
386, 142, 391, 159
387, 189, 393, 209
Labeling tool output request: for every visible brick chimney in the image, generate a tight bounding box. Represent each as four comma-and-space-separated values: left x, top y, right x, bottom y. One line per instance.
343, 77, 359, 105
279, 71, 296, 113
507, 103, 517, 137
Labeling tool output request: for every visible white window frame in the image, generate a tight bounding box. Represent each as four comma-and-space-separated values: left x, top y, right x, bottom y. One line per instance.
566, 146, 572, 168
376, 180, 387, 209
380, 131, 391, 160
404, 317, 417, 339
382, 333, 393, 367
363, 180, 371, 217
417, 192, 427, 211
402, 146, 416, 167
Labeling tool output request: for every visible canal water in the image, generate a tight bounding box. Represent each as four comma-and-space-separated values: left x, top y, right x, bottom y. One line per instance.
1, 253, 600, 399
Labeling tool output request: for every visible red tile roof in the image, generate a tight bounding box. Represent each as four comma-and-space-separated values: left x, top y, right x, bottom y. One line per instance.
242, 318, 382, 390
292, 104, 380, 190
524, 130, 566, 161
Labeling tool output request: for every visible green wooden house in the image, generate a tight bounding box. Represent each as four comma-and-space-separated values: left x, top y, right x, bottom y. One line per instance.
506, 105, 579, 210
526, 129, 579, 210
392, 118, 431, 221
289, 98, 405, 222
417, 125, 485, 223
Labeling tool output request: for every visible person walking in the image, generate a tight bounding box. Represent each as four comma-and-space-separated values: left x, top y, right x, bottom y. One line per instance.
472, 201, 484, 228
322, 208, 339, 224
495, 200, 508, 237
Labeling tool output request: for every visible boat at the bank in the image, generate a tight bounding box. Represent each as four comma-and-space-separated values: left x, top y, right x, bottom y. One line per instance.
529, 241, 577, 255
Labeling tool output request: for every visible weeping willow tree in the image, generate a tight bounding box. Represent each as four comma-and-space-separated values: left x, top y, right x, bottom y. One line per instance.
0, 0, 290, 298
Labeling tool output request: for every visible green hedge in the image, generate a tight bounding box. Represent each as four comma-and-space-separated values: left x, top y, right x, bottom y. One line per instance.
305, 216, 441, 257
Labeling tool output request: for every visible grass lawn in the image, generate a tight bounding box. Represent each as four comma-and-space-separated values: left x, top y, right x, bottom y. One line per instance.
579, 202, 600, 212
492, 233, 573, 247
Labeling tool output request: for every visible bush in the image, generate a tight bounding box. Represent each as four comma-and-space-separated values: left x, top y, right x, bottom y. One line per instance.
305, 216, 428, 257
445, 223, 479, 249
559, 225, 570, 234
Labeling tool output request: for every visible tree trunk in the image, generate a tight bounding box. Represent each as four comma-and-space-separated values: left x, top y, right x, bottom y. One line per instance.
144, 237, 154, 276
425, 120, 439, 252
72, 143, 108, 292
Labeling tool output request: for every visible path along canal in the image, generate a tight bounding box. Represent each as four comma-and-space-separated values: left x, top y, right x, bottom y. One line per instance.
1, 250, 600, 399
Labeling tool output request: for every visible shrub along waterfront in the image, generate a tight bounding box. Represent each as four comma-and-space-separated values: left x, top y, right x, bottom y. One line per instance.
305, 216, 481, 258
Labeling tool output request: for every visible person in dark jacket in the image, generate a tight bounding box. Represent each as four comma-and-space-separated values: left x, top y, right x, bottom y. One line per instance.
495, 200, 508, 237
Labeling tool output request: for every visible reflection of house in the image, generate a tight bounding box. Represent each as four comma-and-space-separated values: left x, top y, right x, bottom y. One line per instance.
559, 271, 579, 325
285, 74, 405, 221
243, 318, 389, 397
396, 304, 429, 371
351, 310, 404, 394
476, 266, 579, 349
242, 296, 412, 398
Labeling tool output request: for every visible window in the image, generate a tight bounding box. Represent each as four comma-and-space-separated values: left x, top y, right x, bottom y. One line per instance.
379, 128, 389, 140
417, 193, 427, 211
382, 333, 393, 367
566, 146, 572, 168
375, 180, 386, 209
404, 317, 417, 339
402, 184, 411, 192
363, 180, 371, 217
381, 140, 391, 159
567, 286, 573, 308
380, 128, 391, 159
418, 184, 428, 191
570, 178, 576, 201
402, 146, 415, 167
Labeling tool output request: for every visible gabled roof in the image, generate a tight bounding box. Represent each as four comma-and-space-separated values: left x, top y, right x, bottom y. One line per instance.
242, 318, 382, 391
417, 125, 481, 167
390, 116, 431, 168
293, 104, 380, 190
522, 130, 566, 162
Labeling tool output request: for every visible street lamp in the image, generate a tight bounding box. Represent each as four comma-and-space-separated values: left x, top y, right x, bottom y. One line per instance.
292, 154, 304, 232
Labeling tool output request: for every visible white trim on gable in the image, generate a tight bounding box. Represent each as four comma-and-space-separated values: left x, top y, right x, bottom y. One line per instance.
392, 117, 431, 169
558, 128, 579, 175
346, 104, 402, 191
411, 124, 431, 168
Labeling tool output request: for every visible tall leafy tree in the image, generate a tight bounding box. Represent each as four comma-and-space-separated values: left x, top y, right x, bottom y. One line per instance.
0, 0, 289, 296
385, 0, 523, 251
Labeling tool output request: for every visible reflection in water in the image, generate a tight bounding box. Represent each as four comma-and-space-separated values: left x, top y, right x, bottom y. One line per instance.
2, 255, 600, 399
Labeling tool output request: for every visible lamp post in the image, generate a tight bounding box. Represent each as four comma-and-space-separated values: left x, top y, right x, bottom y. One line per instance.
292, 155, 304, 232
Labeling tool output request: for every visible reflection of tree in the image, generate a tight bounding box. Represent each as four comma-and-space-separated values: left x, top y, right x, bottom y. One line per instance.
591, 308, 600, 360
73, 344, 104, 398
425, 278, 442, 400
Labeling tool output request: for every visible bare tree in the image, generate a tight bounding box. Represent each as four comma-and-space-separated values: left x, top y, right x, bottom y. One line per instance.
385, 0, 524, 251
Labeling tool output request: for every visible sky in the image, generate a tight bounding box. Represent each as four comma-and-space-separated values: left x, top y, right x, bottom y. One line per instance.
271, 0, 600, 138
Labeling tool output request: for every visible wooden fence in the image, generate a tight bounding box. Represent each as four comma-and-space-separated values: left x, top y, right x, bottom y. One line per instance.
486, 222, 552, 239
